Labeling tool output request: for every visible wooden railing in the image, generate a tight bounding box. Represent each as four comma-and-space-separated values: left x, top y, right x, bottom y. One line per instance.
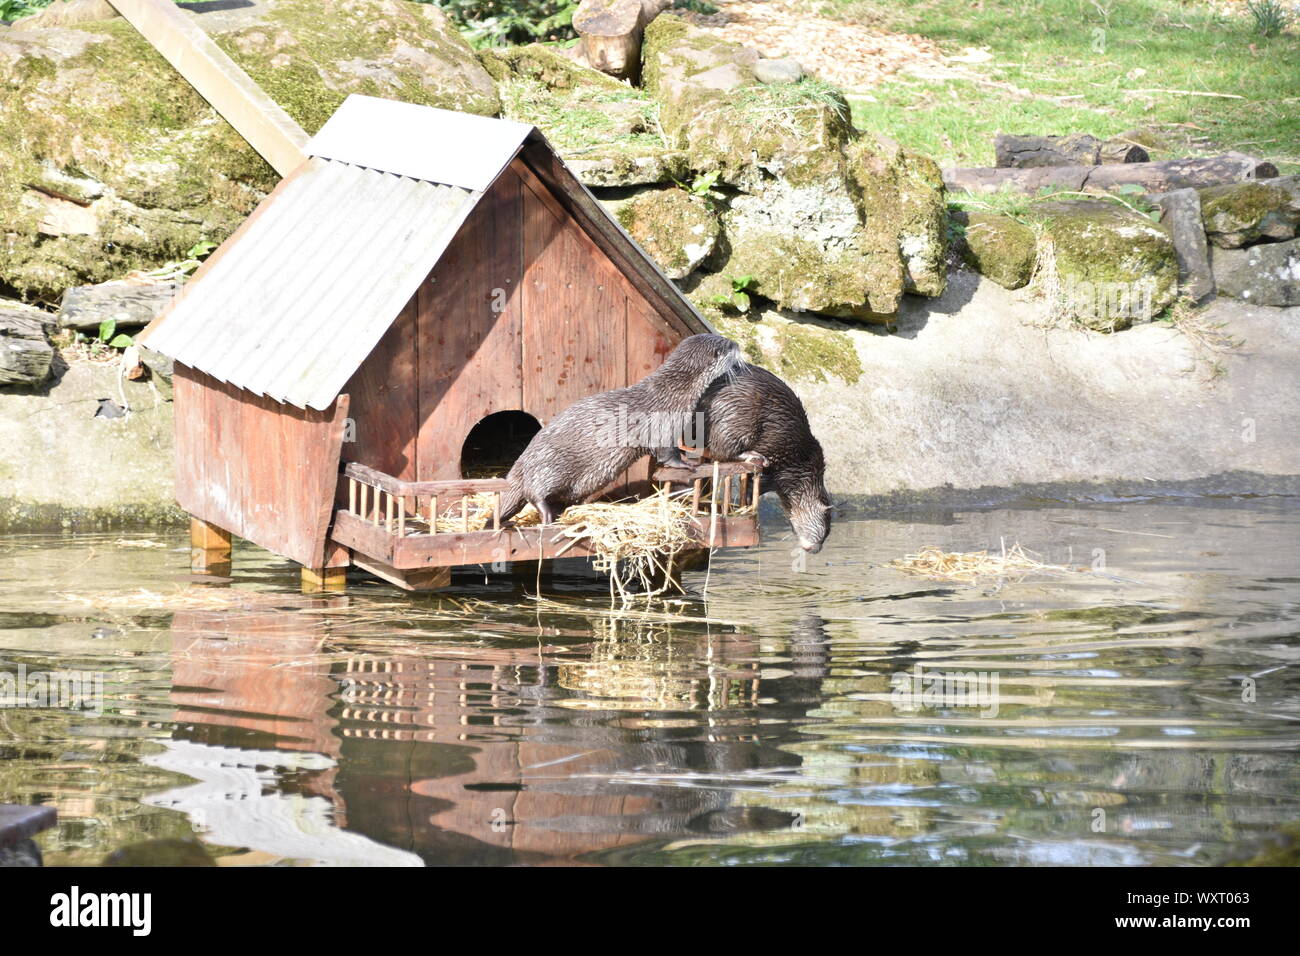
340, 460, 761, 538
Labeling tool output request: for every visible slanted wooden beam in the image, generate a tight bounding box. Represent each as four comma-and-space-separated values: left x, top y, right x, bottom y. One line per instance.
107, 0, 309, 176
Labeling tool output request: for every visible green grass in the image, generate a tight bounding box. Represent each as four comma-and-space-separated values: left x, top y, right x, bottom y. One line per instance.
818, 0, 1300, 172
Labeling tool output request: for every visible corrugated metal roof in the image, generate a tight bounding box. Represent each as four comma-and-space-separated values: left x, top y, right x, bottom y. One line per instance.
141, 157, 476, 410
306, 95, 532, 192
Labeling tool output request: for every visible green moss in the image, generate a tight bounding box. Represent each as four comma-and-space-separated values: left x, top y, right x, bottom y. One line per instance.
215, 0, 498, 134
1198, 179, 1299, 247
0, 22, 276, 298
850, 139, 948, 297
704, 303, 861, 384
615, 187, 718, 277
1040, 201, 1178, 331
958, 211, 1038, 289
723, 226, 904, 318
642, 14, 853, 187
479, 43, 626, 92
770, 319, 863, 384
640, 14, 696, 97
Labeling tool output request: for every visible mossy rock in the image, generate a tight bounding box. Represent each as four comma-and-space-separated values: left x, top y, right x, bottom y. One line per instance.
487, 44, 683, 186
641, 15, 851, 191
956, 211, 1038, 290
1198, 176, 1300, 249
638, 14, 945, 318
852, 137, 948, 298
719, 219, 903, 318
479, 43, 627, 93
706, 310, 863, 385
0, 0, 497, 300
214, 0, 498, 134
616, 188, 720, 279
1039, 200, 1178, 331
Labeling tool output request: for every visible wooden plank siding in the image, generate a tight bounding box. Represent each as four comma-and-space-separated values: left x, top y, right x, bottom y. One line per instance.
414, 165, 526, 480
340, 298, 420, 481
173, 364, 351, 568
342, 154, 680, 488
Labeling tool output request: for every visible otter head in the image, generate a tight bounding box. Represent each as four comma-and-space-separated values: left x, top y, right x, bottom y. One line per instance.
663, 333, 743, 386
783, 484, 832, 553
778, 444, 832, 553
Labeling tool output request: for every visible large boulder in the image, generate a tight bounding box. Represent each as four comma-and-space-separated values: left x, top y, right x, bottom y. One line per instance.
1198, 176, 1300, 249
1211, 238, 1300, 307
1038, 201, 1178, 331
0, 0, 498, 300
616, 188, 720, 279
641, 15, 946, 317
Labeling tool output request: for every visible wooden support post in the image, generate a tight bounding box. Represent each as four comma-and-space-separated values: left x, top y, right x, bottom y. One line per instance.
190, 517, 231, 577
301, 566, 347, 593
352, 555, 450, 591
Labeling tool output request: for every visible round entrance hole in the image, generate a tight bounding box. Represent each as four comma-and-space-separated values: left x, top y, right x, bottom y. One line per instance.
460, 410, 542, 478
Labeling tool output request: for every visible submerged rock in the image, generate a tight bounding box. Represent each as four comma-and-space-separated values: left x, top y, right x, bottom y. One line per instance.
1037, 201, 1178, 331
1211, 237, 1300, 307
0, 0, 496, 300
616, 188, 720, 279
955, 212, 1038, 290
1198, 176, 1300, 249
104, 837, 216, 867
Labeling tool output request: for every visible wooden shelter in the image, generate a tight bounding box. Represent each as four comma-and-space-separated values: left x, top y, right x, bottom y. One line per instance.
140, 95, 759, 590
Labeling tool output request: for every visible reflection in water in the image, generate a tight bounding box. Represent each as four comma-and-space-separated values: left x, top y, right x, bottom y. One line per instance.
0, 496, 1298, 865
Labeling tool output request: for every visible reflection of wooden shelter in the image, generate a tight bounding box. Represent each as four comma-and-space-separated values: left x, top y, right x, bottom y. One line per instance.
164, 604, 773, 864
139, 94, 759, 592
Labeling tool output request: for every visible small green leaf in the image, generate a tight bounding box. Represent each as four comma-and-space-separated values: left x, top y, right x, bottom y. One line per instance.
186, 240, 218, 260
98, 318, 116, 343
109, 333, 134, 348
732, 291, 751, 312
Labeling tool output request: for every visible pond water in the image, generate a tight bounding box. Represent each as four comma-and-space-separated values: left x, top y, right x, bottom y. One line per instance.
1, 495, 1297, 866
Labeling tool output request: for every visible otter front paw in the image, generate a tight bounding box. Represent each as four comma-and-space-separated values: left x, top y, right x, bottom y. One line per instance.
739, 451, 771, 469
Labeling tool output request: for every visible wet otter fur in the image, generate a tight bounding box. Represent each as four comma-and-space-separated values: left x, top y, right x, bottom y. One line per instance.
498, 334, 743, 525
669, 363, 832, 553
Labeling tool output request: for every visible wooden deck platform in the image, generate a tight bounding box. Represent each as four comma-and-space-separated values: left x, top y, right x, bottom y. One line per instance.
330, 460, 763, 581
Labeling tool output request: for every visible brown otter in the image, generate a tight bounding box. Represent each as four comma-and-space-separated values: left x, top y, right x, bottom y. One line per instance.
498, 333, 743, 525
662, 363, 831, 553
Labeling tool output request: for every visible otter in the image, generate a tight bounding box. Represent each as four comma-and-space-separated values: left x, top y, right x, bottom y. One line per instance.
498, 333, 743, 525
662, 363, 831, 553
